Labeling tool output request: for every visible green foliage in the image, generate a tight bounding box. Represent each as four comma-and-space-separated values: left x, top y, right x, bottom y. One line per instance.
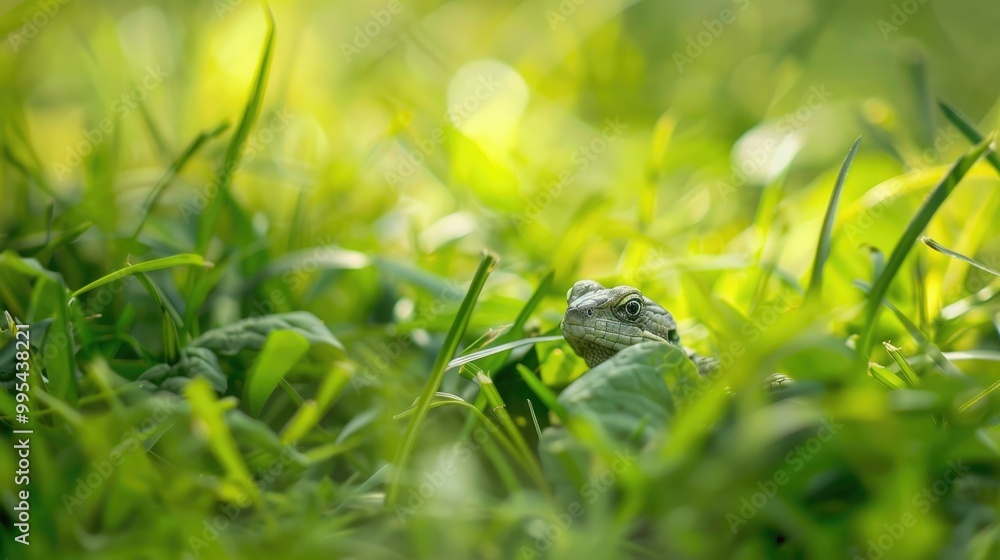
2, 1, 1000, 559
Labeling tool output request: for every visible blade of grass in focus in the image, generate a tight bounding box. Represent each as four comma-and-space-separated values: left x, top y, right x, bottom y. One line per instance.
939, 99, 1000, 173
70, 254, 213, 299
807, 136, 861, 300
857, 135, 994, 359
922, 237, 1000, 276
883, 341, 921, 386
384, 250, 498, 507
854, 279, 963, 377
868, 362, 906, 390
958, 378, 1000, 414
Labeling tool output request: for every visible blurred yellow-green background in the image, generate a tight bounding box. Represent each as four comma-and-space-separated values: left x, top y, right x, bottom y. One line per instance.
2, 0, 1000, 558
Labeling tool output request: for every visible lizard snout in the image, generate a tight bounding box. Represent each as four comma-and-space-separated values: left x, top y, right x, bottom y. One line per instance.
564, 305, 594, 324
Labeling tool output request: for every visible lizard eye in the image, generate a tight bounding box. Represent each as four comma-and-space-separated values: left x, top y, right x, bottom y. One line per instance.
623, 299, 642, 317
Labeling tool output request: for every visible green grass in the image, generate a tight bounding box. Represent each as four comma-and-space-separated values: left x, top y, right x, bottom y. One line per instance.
2, 2, 1000, 560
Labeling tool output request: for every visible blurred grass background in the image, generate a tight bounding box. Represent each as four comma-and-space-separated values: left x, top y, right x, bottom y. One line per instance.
1, 0, 1000, 558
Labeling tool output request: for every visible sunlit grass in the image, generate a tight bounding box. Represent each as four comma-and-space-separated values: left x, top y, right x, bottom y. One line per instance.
1, 2, 1000, 560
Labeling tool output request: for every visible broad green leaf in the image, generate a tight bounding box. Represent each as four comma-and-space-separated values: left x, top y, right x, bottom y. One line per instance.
535, 344, 692, 505
191, 311, 343, 356
554, 342, 696, 445
246, 330, 310, 416
138, 347, 226, 393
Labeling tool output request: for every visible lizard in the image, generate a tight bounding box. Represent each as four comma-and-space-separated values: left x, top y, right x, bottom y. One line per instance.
560, 279, 792, 388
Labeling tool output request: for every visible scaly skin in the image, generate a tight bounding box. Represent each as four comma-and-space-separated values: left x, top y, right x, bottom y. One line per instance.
561, 280, 795, 390
560, 280, 718, 376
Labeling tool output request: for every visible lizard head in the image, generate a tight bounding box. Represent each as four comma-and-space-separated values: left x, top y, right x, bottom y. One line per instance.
560, 280, 681, 368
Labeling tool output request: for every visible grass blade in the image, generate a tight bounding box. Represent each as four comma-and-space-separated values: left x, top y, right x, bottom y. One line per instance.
195, 5, 276, 254
70, 254, 213, 299
448, 335, 564, 373
132, 122, 229, 238
938, 100, 1000, 173
457, 270, 555, 380
903, 48, 935, 150
472, 368, 548, 491
922, 236, 1000, 276
133, 272, 182, 363
958, 378, 1000, 414
34, 220, 93, 263
868, 362, 906, 390
857, 135, 994, 359
385, 250, 499, 507
853, 279, 963, 377
185, 379, 259, 504
807, 136, 861, 300
883, 341, 920, 386
516, 364, 569, 423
